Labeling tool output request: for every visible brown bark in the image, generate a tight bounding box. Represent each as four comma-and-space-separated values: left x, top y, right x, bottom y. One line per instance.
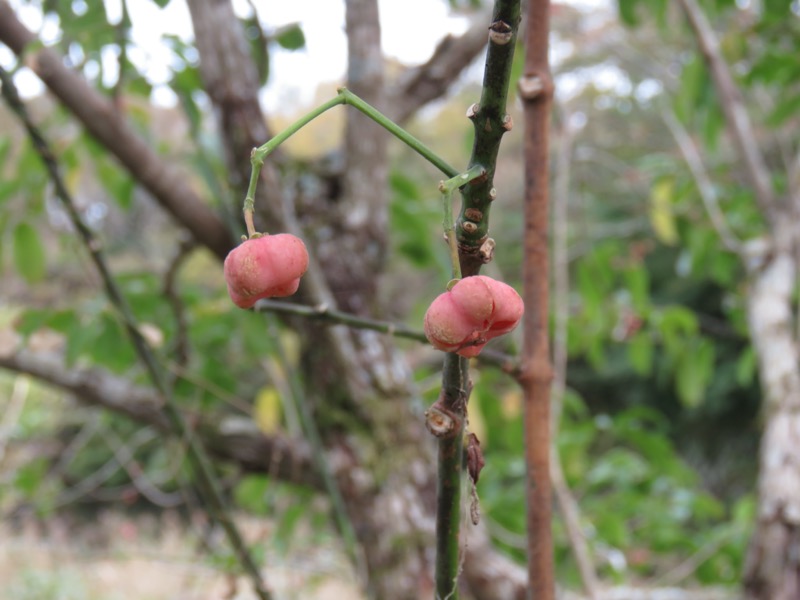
520, 0, 555, 598
336, 0, 388, 314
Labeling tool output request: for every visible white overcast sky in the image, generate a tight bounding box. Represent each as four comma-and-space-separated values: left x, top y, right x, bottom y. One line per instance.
1, 0, 613, 110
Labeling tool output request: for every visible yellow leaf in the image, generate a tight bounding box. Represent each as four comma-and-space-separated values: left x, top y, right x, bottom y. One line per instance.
649, 179, 678, 245
254, 387, 282, 434
501, 389, 522, 420
467, 390, 488, 446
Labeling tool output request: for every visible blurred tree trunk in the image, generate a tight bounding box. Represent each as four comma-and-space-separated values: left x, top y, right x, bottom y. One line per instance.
742, 229, 800, 600
0, 0, 528, 596
185, 1, 526, 598
187, 1, 435, 597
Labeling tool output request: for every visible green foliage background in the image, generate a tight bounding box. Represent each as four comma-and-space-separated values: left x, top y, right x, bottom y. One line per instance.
1, 0, 798, 594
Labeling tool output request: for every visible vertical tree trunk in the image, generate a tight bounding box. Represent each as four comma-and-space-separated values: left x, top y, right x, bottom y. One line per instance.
338, 0, 388, 314
188, 2, 439, 597
743, 231, 800, 600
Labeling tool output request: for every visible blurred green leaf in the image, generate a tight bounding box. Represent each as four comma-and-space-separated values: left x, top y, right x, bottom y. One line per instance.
14, 457, 48, 496
12, 222, 47, 283
618, 0, 641, 25
274, 23, 305, 51
736, 346, 757, 387
234, 475, 270, 515
675, 339, 715, 407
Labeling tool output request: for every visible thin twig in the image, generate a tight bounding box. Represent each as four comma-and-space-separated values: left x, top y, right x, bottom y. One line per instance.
676, 0, 776, 219
520, 0, 555, 597
111, 0, 131, 111
256, 300, 428, 343
661, 109, 742, 255
0, 65, 274, 600
0, 376, 29, 466
654, 528, 739, 587
100, 427, 185, 508
162, 235, 197, 371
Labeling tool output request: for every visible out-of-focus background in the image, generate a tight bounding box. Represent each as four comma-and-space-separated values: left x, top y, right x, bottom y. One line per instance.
1, 0, 798, 598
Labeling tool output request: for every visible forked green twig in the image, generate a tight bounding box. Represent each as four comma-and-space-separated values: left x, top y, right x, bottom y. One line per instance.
242, 88, 458, 237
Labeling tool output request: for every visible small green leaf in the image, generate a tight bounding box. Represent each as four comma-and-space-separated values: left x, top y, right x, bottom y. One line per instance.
274, 23, 305, 51
12, 222, 47, 283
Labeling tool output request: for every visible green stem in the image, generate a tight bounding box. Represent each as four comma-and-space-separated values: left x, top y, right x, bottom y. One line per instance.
0, 65, 274, 600
245, 94, 344, 236
431, 2, 522, 598
243, 89, 458, 237
456, 0, 522, 273
256, 300, 428, 343
439, 166, 487, 282
433, 352, 469, 600
339, 88, 459, 178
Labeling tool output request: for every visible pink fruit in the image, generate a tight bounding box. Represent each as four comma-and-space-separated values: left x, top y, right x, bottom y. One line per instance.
424, 275, 524, 357
223, 233, 309, 308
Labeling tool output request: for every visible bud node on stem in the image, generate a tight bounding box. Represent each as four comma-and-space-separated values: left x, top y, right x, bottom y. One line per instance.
488, 20, 513, 45
425, 405, 459, 438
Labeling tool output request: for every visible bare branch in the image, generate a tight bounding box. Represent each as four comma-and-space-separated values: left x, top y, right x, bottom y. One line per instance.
662, 110, 742, 255
0, 1, 233, 260
388, 14, 491, 124
0, 348, 320, 488
162, 236, 197, 370
676, 0, 777, 218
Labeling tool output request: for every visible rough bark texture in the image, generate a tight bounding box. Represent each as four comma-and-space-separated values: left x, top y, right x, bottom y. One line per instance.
337, 0, 388, 314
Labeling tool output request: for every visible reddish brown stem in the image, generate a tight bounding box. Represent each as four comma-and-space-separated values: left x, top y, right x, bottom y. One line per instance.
520, 0, 555, 598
